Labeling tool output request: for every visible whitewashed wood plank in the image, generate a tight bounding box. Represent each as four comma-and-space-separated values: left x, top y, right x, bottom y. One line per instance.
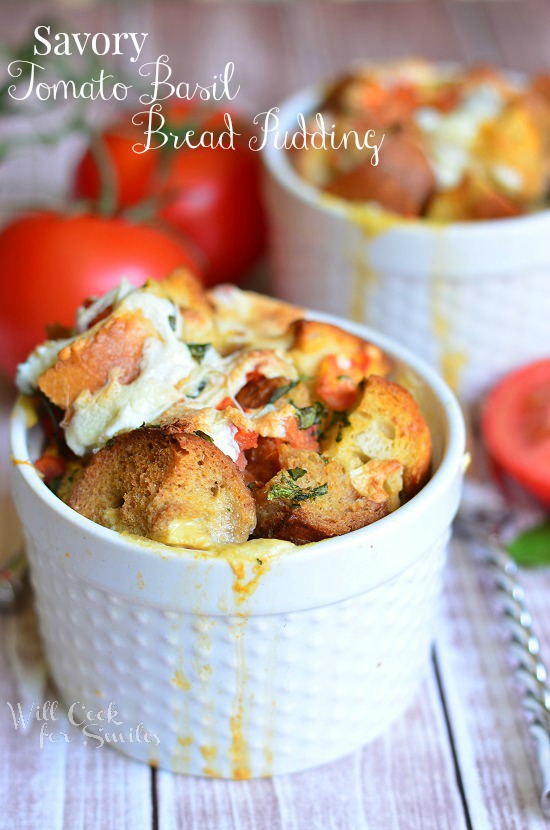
157, 667, 466, 830
157, 772, 281, 830
0, 606, 154, 830
436, 539, 550, 830
0, 380, 152, 830
358, 667, 467, 830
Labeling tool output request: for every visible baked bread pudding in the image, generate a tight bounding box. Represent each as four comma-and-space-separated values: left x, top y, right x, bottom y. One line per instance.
17, 271, 431, 548
290, 59, 550, 220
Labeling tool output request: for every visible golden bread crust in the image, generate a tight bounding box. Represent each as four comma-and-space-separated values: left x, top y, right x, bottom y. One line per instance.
69, 428, 256, 545
38, 312, 156, 410
322, 375, 431, 499
253, 448, 389, 544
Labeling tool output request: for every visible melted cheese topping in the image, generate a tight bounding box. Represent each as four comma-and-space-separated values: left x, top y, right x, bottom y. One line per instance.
415, 84, 504, 189
66, 292, 196, 455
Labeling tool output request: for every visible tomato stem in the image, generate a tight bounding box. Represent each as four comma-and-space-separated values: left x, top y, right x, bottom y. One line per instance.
88, 134, 118, 217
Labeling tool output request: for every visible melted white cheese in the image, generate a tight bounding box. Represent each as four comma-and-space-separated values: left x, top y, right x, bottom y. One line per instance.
16, 335, 77, 394
415, 84, 504, 189
65, 292, 196, 455
76, 279, 135, 333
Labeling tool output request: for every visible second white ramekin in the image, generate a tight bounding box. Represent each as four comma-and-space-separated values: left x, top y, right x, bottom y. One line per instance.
10, 311, 465, 778
263, 85, 550, 404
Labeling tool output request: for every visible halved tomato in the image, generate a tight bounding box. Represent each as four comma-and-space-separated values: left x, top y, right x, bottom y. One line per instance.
482, 360, 550, 507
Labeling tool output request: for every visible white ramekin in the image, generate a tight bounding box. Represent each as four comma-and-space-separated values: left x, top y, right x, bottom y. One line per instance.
262, 85, 550, 404
10, 311, 465, 778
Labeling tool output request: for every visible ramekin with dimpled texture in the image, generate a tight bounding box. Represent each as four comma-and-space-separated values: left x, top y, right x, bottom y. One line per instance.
262, 83, 550, 404
10, 311, 465, 778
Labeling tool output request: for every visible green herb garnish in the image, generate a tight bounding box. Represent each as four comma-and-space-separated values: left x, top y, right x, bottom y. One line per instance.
168, 314, 177, 332
269, 380, 299, 405
292, 401, 327, 430
187, 343, 211, 363
508, 522, 550, 567
288, 467, 306, 481
331, 410, 351, 443
193, 430, 214, 443
48, 475, 63, 495
268, 473, 328, 507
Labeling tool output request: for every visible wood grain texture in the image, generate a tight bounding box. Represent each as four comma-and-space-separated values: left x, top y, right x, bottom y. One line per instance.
437, 541, 550, 830
1, 2, 550, 828
0, 607, 153, 830
157, 670, 468, 830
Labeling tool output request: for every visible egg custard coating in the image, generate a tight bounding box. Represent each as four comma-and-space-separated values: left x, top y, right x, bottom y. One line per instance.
69, 427, 256, 546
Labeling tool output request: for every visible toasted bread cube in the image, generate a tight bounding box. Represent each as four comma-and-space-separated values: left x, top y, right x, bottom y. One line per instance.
426, 173, 522, 221
322, 376, 431, 499
146, 269, 215, 343
69, 427, 256, 546
38, 312, 156, 410
289, 320, 391, 380
325, 132, 435, 217
253, 448, 389, 544
476, 102, 546, 203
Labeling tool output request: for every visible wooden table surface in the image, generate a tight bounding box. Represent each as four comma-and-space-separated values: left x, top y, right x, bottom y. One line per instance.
1, 1, 550, 828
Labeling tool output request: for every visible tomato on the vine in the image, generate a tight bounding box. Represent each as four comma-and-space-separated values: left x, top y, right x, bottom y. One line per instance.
0, 211, 200, 378
73, 123, 158, 210
482, 360, 550, 507
73, 108, 266, 287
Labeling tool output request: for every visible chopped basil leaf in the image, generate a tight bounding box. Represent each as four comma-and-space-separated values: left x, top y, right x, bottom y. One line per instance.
193, 430, 214, 443
268, 474, 328, 505
508, 522, 550, 567
331, 409, 351, 442
331, 410, 351, 427
288, 467, 306, 481
269, 380, 299, 405
256, 558, 263, 566
168, 314, 177, 332
292, 400, 327, 430
187, 343, 211, 363
48, 475, 63, 495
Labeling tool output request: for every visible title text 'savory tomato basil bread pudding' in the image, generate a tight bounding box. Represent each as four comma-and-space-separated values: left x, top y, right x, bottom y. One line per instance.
17, 270, 432, 548
290, 59, 550, 220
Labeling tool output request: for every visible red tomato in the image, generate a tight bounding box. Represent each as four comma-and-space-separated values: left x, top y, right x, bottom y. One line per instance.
0, 211, 200, 379
482, 360, 550, 507
73, 110, 266, 286
74, 124, 158, 210
159, 135, 266, 287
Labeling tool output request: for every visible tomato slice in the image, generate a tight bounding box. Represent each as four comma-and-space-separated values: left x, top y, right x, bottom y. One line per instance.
481, 360, 550, 507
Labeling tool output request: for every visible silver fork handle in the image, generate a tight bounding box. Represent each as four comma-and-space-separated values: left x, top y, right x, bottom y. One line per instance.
472, 531, 550, 816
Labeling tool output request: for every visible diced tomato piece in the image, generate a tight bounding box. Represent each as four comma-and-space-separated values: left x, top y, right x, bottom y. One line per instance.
216, 396, 235, 411
35, 452, 66, 485
234, 427, 258, 452
316, 352, 370, 410
284, 417, 319, 451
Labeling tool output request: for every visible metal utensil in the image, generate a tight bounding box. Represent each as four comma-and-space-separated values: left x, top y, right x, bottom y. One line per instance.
455, 488, 550, 818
